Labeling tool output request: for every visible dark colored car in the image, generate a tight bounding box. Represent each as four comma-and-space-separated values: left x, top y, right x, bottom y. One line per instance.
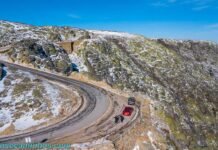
114, 115, 124, 123
128, 97, 136, 105
122, 107, 134, 116
40, 138, 48, 143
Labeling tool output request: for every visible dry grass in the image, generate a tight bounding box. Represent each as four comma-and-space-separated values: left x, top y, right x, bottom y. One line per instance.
12, 83, 33, 96
70, 73, 131, 97
33, 112, 52, 120
0, 124, 15, 136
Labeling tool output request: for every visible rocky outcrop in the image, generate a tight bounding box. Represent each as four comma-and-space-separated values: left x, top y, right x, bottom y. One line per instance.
6, 39, 72, 74
0, 21, 89, 74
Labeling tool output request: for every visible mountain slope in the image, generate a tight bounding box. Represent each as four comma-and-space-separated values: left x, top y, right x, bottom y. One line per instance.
76, 34, 217, 149
0, 21, 217, 149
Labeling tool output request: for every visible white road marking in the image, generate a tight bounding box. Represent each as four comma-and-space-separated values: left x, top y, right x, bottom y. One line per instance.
25, 137, 31, 143
25, 137, 28, 143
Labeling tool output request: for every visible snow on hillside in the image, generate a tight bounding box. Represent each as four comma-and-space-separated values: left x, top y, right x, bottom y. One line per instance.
0, 20, 30, 30
88, 30, 136, 38
42, 82, 61, 116
0, 68, 64, 132
69, 53, 88, 72
0, 109, 12, 132
13, 114, 47, 131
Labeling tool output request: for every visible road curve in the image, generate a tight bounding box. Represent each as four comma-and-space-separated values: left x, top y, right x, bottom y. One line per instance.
0, 60, 111, 144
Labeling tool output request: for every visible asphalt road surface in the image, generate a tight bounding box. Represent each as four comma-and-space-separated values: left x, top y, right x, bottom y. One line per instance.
0, 60, 111, 144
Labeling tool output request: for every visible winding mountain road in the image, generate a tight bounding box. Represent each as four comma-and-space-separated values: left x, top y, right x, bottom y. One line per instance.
0, 60, 139, 144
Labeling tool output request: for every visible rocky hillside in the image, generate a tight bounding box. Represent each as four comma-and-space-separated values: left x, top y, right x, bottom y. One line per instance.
0, 21, 89, 74
76, 33, 218, 149
0, 21, 217, 149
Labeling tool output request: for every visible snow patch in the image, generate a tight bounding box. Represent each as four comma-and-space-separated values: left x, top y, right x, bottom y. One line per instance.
147, 131, 158, 150
89, 30, 136, 38
0, 55, 9, 62
69, 53, 88, 72
0, 109, 12, 124
0, 68, 64, 133
133, 144, 140, 150
42, 82, 61, 116
72, 138, 110, 149
13, 115, 46, 131
0, 108, 12, 132
0, 21, 29, 31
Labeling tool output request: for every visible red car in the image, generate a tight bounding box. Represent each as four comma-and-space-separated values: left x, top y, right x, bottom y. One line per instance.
122, 106, 134, 116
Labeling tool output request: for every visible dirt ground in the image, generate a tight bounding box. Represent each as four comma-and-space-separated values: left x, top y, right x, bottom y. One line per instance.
69, 73, 168, 150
